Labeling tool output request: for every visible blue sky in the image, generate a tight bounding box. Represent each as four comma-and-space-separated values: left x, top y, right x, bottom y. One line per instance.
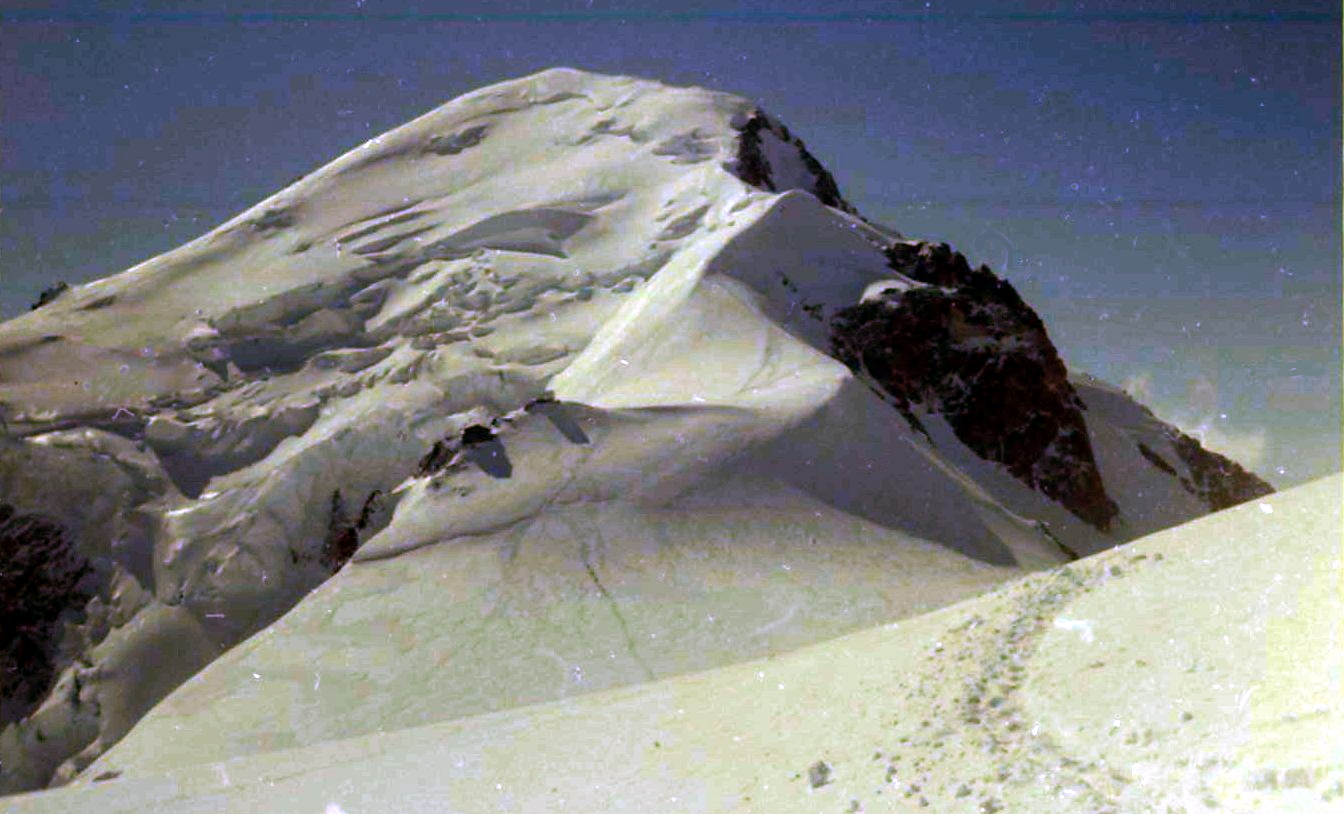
1, 1, 1339, 484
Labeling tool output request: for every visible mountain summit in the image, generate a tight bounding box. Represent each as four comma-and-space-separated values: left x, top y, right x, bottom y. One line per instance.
0, 68, 1270, 792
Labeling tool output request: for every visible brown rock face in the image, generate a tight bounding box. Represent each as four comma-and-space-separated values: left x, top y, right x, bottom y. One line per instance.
1168, 431, 1275, 512
830, 241, 1120, 531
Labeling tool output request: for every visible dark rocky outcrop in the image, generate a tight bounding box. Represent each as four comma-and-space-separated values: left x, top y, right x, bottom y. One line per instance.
1136, 442, 1180, 477
0, 504, 93, 725
460, 424, 496, 446
28, 282, 70, 311
1131, 416, 1272, 513
1168, 431, 1274, 512
733, 113, 777, 193
831, 241, 1120, 531
249, 207, 295, 234
416, 439, 453, 477
418, 421, 516, 480
321, 489, 382, 572
460, 425, 511, 479
424, 124, 490, 156
732, 111, 856, 214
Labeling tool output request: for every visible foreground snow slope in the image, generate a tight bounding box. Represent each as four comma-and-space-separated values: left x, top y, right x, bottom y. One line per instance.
11, 474, 1338, 813
0, 68, 1271, 792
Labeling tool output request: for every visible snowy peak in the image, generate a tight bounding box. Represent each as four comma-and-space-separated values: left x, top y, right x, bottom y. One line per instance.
731, 110, 858, 215
1, 69, 859, 434
0, 69, 1278, 794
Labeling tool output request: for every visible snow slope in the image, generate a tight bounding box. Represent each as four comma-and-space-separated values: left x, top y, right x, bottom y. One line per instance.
0, 68, 1275, 792
9, 474, 1337, 813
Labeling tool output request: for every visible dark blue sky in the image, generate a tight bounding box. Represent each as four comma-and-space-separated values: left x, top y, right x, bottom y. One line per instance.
2, 1, 1339, 484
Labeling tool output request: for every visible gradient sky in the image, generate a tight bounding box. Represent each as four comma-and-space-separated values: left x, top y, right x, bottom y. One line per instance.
2, 1, 1339, 485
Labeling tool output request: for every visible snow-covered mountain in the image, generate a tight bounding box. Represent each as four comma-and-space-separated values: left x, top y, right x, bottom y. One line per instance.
0, 68, 1271, 793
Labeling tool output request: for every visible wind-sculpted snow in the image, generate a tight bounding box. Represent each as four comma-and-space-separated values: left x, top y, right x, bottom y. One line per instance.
0, 68, 1276, 795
